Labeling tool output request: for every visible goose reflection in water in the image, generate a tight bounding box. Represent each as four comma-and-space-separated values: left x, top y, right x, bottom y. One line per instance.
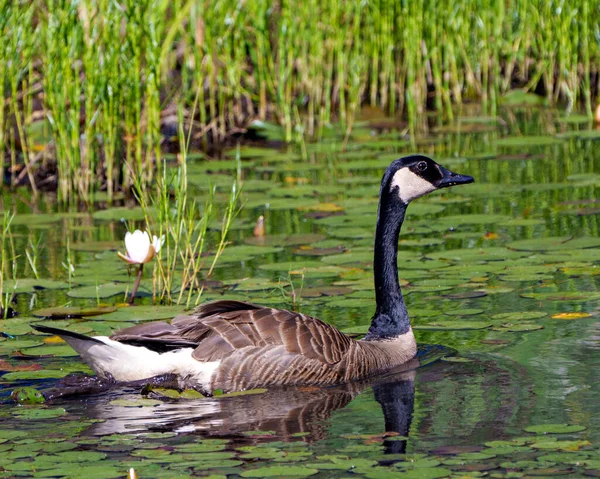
44, 349, 443, 451
39, 344, 532, 453
76, 365, 417, 452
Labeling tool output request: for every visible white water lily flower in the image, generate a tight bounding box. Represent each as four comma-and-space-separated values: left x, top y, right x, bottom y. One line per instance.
117, 230, 164, 265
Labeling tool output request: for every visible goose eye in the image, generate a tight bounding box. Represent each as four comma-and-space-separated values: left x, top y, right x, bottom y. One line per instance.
416, 161, 427, 172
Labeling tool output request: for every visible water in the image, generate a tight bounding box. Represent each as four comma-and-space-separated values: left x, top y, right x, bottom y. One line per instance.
0, 106, 599, 477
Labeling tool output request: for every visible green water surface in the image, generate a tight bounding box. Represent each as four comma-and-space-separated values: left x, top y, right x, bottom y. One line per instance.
0, 107, 599, 478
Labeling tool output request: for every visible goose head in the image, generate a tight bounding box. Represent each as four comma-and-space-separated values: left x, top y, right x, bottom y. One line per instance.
383, 155, 474, 204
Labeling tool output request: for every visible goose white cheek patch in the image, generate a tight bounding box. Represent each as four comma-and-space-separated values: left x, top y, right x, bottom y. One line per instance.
390, 168, 436, 203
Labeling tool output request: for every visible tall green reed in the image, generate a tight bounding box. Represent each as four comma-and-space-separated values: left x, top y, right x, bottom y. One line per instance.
2, 0, 599, 201
133, 102, 239, 307
0, 211, 16, 319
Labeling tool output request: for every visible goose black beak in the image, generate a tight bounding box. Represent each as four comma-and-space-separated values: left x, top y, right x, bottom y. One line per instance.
436, 166, 474, 188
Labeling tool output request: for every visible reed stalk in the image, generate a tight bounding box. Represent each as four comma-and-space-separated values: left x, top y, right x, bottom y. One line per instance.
1, 0, 599, 200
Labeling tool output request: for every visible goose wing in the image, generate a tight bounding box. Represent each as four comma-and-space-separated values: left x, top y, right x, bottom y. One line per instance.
111, 300, 353, 365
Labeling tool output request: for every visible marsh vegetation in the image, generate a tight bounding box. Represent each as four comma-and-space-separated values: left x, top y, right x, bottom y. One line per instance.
2, 0, 599, 201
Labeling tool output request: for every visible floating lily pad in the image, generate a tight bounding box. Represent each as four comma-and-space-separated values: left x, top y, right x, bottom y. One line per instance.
67, 283, 131, 299
508, 236, 600, 251
531, 440, 591, 451
525, 424, 586, 434
492, 311, 548, 321
32, 306, 118, 318
4, 368, 87, 381
240, 466, 319, 477
443, 308, 484, 316
70, 240, 123, 252
397, 467, 453, 479
493, 322, 544, 332
495, 136, 562, 147
440, 356, 473, 363
414, 321, 491, 330
551, 312, 592, 320
13, 407, 66, 419
427, 247, 527, 261
10, 387, 45, 404
9, 344, 78, 358
439, 214, 512, 226
214, 388, 268, 399
244, 234, 326, 247
109, 398, 162, 407
259, 260, 324, 272
92, 207, 156, 221
219, 245, 284, 262
90, 305, 187, 322
2, 279, 70, 293
521, 292, 600, 302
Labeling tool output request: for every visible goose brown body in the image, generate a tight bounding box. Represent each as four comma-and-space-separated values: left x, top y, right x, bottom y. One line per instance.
111, 300, 417, 392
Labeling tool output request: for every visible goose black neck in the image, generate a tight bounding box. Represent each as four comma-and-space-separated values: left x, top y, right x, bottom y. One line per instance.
365, 192, 410, 340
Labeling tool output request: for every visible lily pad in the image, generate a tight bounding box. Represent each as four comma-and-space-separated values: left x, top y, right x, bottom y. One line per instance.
525, 424, 587, 434
90, 305, 187, 322
10, 387, 45, 404
521, 292, 600, 302
414, 321, 491, 331
67, 283, 132, 299
531, 440, 591, 451
92, 207, 156, 221
32, 306, 118, 318
244, 234, 326, 247
495, 136, 562, 147
508, 236, 600, 251
554, 312, 594, 320
240, 466, 319, 477
493, 322, 544, 332
492, 311, 547, 321
109, 398, 162, 407
13, 407, 66, 419
1, 279, 70, 293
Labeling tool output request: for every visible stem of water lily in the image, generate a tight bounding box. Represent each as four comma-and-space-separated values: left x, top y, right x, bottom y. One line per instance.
129, 264, 144, 305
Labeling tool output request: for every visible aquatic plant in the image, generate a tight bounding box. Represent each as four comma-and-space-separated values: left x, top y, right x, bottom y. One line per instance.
143, 161, 240, 307
0, 211, 16, 318
2, 0, 599, 202
118, 229, 165, 304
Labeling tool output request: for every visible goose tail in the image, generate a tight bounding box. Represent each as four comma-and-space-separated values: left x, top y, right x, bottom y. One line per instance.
32, 324, 129, 379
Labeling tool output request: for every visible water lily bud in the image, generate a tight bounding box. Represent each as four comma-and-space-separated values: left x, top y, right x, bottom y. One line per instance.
117, 230, 156, 264
151, 235, 165, 254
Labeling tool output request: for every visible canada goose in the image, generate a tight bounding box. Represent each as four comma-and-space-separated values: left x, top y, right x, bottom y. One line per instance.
34, 155, 473, 395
